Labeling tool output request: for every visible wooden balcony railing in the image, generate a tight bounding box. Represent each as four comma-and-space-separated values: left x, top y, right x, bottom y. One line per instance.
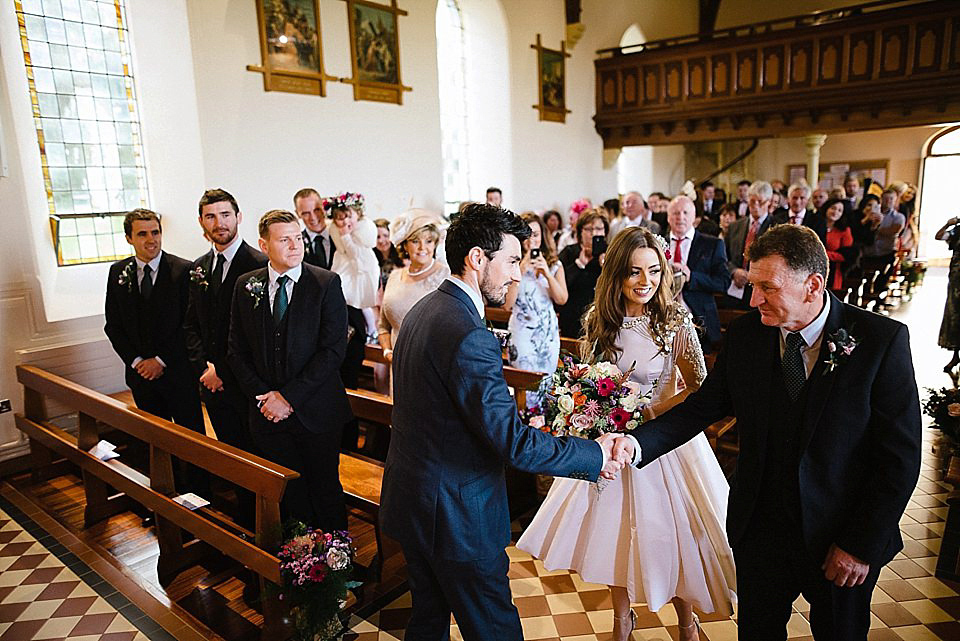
594, 0, 960, 146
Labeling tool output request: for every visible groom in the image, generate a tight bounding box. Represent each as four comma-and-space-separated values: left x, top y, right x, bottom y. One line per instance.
381, 203, 622, 641
614, 224, 921, 639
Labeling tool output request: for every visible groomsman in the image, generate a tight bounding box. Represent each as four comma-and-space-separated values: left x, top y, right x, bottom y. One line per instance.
228, 210, 350, 531
295, 188, 335, 270
104, 210, 204, 479
183, 189, 266, 523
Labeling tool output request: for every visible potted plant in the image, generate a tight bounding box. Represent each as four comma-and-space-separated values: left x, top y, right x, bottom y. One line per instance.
923, 387, 960, 474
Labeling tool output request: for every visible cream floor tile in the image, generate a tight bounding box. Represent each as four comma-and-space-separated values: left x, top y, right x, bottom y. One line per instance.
907, 577, 959, 598
0, 569, 30, 587
85, 598, 121, 616
506, 547, 533, 562
36, 555, 62, 569
32, 615, 82, 640
655, 602, 678, 626
1, 583, 45, 603
879, 567, 900, 581
105, 615, 139, 633
545, 591, 585, 614
893, 624, 946, 641
636, 630, 673, 640
793, 594, 812, 611
509, 577, 545, 597
585, 609, 614, 633
899, 599, 955, 624
919, 538, 942, 554
698, 619, 739, 641
348, 618, 379, 633
520, 614, 559, 639
386, 592, 411, 608
926, 522, 946, 535
872, 587, 895, 604
17, 598, 62, 620
913, 556, 938, 573
787, 611, 812, 636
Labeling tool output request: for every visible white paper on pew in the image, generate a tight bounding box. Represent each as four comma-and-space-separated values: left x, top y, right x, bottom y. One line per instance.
726, 281, 745, 300
173, 493, 210, 511
89, 440, 119, 461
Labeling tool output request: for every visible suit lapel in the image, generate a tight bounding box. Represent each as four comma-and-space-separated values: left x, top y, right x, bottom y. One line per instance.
799, 293, 845, 451
751, 322, 780, 444
438, 279, 484, 328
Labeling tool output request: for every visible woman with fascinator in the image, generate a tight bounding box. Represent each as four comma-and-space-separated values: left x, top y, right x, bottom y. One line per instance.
517, 227, 736, 641
377, 210, 450, 392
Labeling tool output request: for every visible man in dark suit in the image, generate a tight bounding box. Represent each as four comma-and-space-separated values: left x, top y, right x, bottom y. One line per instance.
381, 204, 622, 641
294, 188, 335, 270
725, 180, 779, 310
733, 179, 751, 218
695, 181, 722, 221
105, 209, 204, 437
227, 209, 350, 531
648, 190, 669, 233
667, 196, 731, 352
783, 183, 827, 245
183, 189, 267, 524
613, 225, 921, 639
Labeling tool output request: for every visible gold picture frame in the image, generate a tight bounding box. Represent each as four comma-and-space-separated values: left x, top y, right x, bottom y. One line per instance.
247, 0, 338, 96
340, 0, 412, 104
532, 34, 571, 123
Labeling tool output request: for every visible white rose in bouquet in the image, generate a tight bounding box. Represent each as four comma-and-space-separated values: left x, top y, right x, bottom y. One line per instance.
557, 394, 575, 414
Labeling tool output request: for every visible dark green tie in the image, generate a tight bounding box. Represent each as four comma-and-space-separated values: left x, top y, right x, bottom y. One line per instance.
140, 264, 153, 300
210, 253, 225, 297
314, 235, 327, 268
782, 331, 807, 401
273, 275, 289, 326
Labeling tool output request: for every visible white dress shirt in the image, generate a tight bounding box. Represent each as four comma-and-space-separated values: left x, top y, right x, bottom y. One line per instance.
670, 227, 696, 311
446, 277, 485, 319
789, 209, 806, 225
305, 228, 332, 262
268, 263, 301, 309
211, 235, 243, 282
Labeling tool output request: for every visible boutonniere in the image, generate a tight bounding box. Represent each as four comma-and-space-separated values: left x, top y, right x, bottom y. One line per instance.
117, 260, 137, 292
189, 264, 209, 290
244, 275, 266, 308
824, 327, 858, 374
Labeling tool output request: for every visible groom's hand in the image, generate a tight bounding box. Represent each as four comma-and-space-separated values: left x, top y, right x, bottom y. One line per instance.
612, 436, 636, 466
596, 434, 624, 479
822, 544, 870, 587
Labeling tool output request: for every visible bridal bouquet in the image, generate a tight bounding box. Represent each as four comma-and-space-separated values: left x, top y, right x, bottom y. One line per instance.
526, 353, 652, 440
277, 523, 359, 641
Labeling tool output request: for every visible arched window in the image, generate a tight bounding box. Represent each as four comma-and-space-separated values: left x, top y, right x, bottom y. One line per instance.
436, 0, 470, 216
920, 125, 960, 261
14, 0, 149, 265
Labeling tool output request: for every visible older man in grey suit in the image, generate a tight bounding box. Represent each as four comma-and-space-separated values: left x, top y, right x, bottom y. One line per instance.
725, 181, 779, 309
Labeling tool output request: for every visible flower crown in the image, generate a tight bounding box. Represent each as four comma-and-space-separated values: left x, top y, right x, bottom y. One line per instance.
650, 233, 670, 258
322, 191, 364, 216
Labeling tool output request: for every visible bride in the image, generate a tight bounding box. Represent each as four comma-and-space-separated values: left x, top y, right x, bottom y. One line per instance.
517, 227, 736, 641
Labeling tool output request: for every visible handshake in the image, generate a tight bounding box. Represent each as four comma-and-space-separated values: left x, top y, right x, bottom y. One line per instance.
595, 433, 637, 480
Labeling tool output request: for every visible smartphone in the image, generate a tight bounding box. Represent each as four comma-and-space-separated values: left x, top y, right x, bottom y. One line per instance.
592, 235, 607, 257
530, 248, 541, 259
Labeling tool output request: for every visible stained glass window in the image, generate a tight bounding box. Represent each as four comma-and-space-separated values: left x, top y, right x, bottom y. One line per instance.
436, 0, 470, 217
15, 0, 148, 265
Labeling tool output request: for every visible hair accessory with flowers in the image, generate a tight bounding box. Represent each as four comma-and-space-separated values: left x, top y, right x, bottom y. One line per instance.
277, 522, 360, 641
569, 198, 592, 216
189, 264, 209, 290
322, 192, 365, 216
823, 327, 858, 374
649, 233, 671, 259
244, 275, 266, 309
117, 260, 137, 292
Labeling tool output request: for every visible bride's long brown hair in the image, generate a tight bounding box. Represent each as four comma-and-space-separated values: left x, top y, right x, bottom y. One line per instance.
580, 227, 675, 362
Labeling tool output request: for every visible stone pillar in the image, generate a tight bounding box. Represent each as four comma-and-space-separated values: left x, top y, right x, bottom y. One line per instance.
803, 134, 828, 186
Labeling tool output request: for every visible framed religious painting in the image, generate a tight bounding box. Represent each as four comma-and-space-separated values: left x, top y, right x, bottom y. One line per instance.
340, 0, 412, 104
532, 34, 571, 122
247, 0, 337, 95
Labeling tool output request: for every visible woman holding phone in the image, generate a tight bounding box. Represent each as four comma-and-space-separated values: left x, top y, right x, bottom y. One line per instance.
505, 213, 567, 405
558, 209, 609, 339
937, 215, 960, 372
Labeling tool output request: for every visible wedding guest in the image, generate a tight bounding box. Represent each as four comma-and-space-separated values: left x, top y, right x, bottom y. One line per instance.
380, 203, 619, 641
936, 216, 960, 373
785, 183, 827, 245
519, 227, 735, 641
694, 209, 721, 237
294, 188, 334, 270
734, 180, 751, 218
183, 189, 267, 524
860, 188, 905, 299
378, 211, 450, 380
486, 186, 502, 207
373, 218, 403, 287
648, 191, 669, 231
768, 190, 787, 218
822, 198, 854, 294
326, 192, 379, 388
542, 209, 564, 246
601, 198, 620, 222
614, 224, 921, 640
505, 213, 567, 404
228, 209, 350, 531
724, 181, 778, 310
556, 199, 591, 250
718, 203, 738, 238
844, 174, 862, 210
696, 181, 721, 221
811, 187, 829, 211
611, 191, 659, 239
558, 209, 608, 339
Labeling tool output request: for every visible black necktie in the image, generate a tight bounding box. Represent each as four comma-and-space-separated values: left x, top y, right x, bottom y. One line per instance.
783, 332, 807, 401
210, 253, 226, 297
140, 264, 153, 300
273, 275, 290, 326
314, 236, 327, 268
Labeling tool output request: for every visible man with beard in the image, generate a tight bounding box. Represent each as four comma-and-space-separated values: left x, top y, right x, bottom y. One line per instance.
381, 203, 623, 640
183, 189, 266, 525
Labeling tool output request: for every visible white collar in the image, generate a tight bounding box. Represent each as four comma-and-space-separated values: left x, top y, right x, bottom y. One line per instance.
749, 213, 768, 227
135, 253, 162, 273
304, 227, 329, 241
670, 227, 695, 242
780, 294, 831, 349
446, 276, 485, 319
213, 235, 242, 263
268, 262, 302, 284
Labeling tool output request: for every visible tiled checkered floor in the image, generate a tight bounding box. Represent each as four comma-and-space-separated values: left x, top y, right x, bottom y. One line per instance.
0, 507, 156, 641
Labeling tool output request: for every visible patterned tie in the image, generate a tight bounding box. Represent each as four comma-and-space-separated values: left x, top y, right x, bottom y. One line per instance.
783, 331, 807, 401
744, 219, 759, 257
140, 264, 153, 300
314, 235, 327, 268
210, 253, 226, 297
673, 237, 683, 264
273, 275, 289, 326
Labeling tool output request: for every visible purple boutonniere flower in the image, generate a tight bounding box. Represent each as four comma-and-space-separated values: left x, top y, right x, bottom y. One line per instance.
244, 275, 265, 308
117, 260, 136, 292
190, 264, 209, 290
824, 327, 858, 374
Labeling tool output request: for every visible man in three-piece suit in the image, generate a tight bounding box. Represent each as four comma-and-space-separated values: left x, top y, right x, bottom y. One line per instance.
381, 204, 622, 641
614, 225, 921, 640
105, 209, 204, 440
295, 188, 335, 270
227, 209, 350, 531
667, 195, 731, 352
183, 189, 267, 524
725, 181, 779, 310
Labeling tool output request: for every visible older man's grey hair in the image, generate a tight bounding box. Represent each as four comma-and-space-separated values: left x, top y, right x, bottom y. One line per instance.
788, 183, 812, 199
747, 224, 828, 278
747, 181, 773, 202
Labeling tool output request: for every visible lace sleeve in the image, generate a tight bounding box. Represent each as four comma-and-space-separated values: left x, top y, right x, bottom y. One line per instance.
672, 310, 707, 388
